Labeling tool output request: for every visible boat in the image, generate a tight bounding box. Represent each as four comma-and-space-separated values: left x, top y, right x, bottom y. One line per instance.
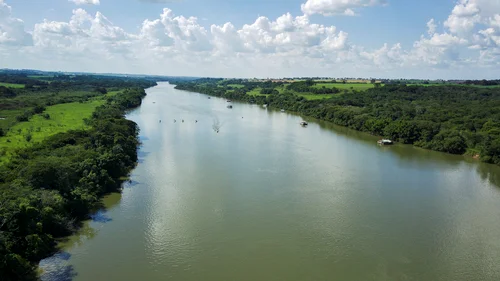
281, 109, 285, 112
377, 139, 393, 145
227, 100, 232, 102
208, 97, 211, 99
300, 121, 308, 126
227, 105, 233, 109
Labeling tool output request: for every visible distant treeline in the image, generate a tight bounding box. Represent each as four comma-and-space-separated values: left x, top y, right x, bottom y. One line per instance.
0, 86, 147, 280
0, 74, 157, 91
462, 80, 500, 86
175, 80, 500, 164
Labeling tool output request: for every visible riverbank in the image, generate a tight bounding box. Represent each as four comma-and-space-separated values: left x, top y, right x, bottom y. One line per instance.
0, 85, 151, 280
173, 79, 500, 165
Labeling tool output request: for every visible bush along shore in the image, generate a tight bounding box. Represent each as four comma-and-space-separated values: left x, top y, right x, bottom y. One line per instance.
0, 87, 147, 280
175, 79, 500, 165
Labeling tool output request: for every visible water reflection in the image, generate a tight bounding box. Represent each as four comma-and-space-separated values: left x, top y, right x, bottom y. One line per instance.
90, 210, 112, 223
39, 253, 76, 281
477, 163, 500, 189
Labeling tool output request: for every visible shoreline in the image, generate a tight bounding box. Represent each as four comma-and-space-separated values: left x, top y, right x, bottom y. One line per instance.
172, 84, 485, 165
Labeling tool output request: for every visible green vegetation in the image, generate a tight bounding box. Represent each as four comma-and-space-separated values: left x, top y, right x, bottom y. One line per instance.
0, 71, 156, 280
313, 83, 376, 91
0, 83, 24, 88
408, 83, 500, 88
227, 84, 245, 88
0, 100, 104, 163
297, 94, 334, 100
175, 79, 500, 165
247, 88, 266, 96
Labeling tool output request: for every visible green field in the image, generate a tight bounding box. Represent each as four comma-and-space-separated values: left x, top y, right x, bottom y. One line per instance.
0, 82, 24, 88
0, 109, 24, 131
227, 84, 244, 88
313, 83, 376, 91
298, 94, 334, 100
247, 88, 267, 96
104, 90, 121, 97
0, 100, 104, 163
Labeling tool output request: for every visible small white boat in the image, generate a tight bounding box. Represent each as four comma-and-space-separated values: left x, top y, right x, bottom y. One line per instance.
280, 109, 285, 112
377, 139, 393, 145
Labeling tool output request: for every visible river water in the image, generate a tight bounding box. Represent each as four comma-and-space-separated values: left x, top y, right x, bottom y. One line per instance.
41, 82, 500, 281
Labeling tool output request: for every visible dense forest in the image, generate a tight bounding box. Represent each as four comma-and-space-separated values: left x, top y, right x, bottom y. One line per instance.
175, 79, 500, 165
0, 73, 154, 280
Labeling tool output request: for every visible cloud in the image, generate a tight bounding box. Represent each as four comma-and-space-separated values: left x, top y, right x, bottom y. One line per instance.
2, 0, 500, 78
427, 19, 437, 35
69, 0, 100, 5
301, 0, 387, 16
444, 0, 481, 34
233, 13, 349, 54
0, 0, 32, 46
32, 8, 134, 61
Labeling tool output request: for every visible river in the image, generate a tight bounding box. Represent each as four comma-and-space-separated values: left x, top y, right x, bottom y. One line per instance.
40, 82, 500, 281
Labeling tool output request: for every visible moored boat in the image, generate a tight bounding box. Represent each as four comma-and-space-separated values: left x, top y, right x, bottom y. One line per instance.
377, 139, 393, 145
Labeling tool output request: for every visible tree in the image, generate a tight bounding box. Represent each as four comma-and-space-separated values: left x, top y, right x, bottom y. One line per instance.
95, 87, 107, 95
33, 105, 45, 114
0, 86, 15, 98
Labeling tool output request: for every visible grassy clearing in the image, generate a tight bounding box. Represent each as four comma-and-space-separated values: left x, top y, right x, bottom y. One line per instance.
247, 88, 267, 96
0, 109, 25, 131
104, 90, 121, 97
313, 83, 376, 91
0, 100, 105, 163
0, 82, 24, 88
227, 84, 244, 88
298, 94, 334, 100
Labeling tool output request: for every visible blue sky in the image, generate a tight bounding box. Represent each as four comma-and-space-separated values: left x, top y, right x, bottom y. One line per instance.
1, 0, 500, 78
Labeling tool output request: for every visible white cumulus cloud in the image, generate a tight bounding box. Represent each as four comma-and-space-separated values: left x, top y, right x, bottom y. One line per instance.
69, 0, 100, 5
427, 19, 437, 35
0, 0, 32, 46
301, 0, 387, 16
